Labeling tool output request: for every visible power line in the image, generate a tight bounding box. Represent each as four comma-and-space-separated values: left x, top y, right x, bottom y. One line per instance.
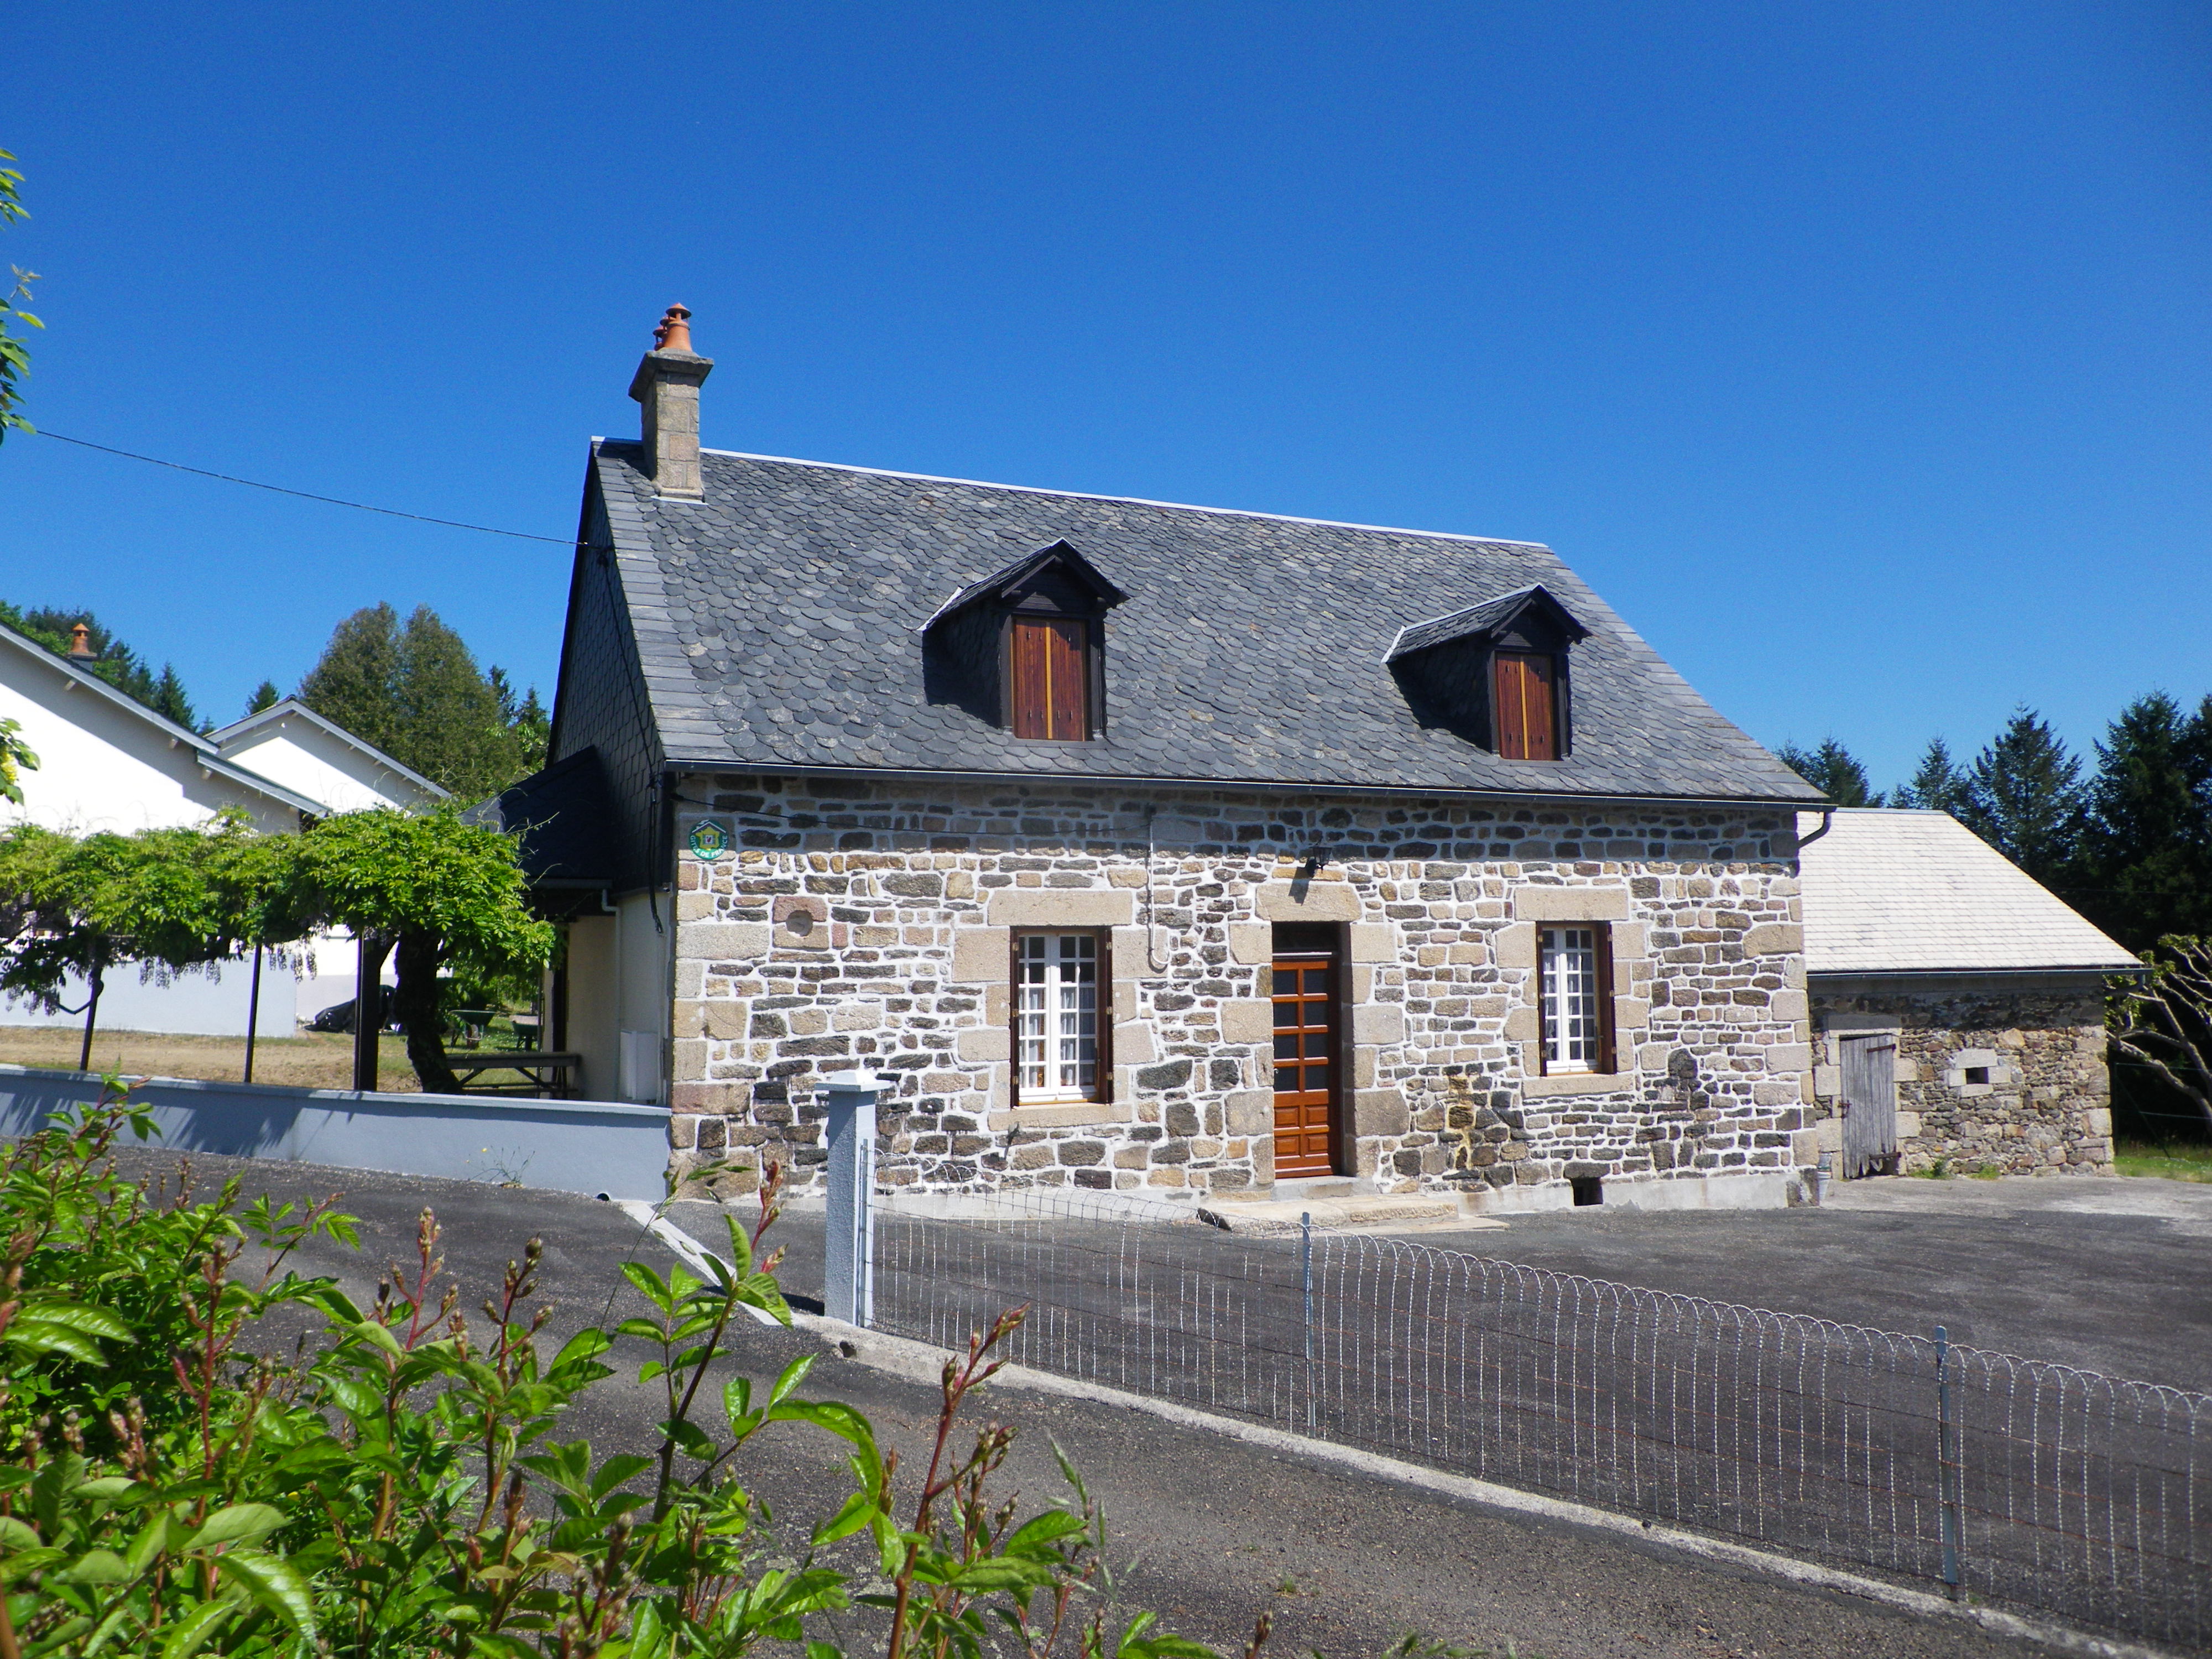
28, 429, 574, 545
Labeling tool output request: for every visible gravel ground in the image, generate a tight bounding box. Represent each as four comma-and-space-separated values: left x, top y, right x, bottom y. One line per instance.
89, 1145, 2130, 1658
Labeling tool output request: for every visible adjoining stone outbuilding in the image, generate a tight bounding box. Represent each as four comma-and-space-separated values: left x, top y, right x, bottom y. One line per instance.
492, 309, 1839, 1214
1797, 808, 2138, 1179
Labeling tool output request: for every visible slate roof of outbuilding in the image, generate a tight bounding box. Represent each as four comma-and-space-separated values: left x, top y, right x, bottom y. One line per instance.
1797, 810, 2140, 975
589, 441, 1823, 803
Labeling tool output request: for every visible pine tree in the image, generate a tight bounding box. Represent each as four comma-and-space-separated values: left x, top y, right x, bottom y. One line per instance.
511, 684, 549, 775
488, 666, 550, 778
1893, 738, 1973, 816
1958, 708, 2084, 887
2077, 692, 2212, 948
246, 680, 281, 717
1774, 738, 1881, 806
298, 603, 404, 757
148, 664, 200, 732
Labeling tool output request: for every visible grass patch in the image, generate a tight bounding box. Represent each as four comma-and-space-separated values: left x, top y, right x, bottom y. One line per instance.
0, 1025, 421, 1092
2115, 1139, 2212, 1183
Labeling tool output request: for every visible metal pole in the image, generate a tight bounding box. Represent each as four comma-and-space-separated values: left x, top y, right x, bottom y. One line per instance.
1935, 1324, 1964, 1599
243, 944, 263, 1084
823, 1070, 889, 1327
1301, 1210, 1315, 1432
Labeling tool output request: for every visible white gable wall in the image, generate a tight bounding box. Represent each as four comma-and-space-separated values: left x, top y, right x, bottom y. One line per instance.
0, 644, 305, 834
218, 723, 434, 814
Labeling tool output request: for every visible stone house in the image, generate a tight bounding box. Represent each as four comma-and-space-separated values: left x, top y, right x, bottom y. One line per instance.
1797, 808, 2137, 1178
496, 309, 1834, 1212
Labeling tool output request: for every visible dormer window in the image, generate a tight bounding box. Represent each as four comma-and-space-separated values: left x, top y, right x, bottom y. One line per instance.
1010, 616, 1090, 739
1493, 650, 1558, 760
1385, 584, 1589, 760
921, 539, 1128, 743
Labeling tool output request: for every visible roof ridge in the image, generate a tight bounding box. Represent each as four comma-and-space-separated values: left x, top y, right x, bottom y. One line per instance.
677, 445, 1551, 550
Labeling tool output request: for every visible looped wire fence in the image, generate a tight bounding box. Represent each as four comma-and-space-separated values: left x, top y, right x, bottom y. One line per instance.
869, 1190, 2208, 1650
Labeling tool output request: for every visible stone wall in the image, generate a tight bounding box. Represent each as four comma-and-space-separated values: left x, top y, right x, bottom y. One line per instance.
1809, 978, 2113, 1176
661, 773, 1814, 1204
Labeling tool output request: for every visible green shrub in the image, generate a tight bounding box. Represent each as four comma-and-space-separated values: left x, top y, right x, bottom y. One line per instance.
0, 1083, 1256, 1658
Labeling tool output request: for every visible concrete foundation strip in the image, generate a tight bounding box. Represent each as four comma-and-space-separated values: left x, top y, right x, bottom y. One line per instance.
635, 1210, 2181, 1659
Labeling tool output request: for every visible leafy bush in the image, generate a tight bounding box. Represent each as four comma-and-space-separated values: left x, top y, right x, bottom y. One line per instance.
0, 1084, 1259, 1658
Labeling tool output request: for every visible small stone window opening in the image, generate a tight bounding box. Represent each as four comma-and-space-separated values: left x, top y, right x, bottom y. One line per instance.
1537, 924, 1616, 1075
1571, 1175, 1604, 1207
1494, 651, 1560, 761
1963, 1065, 1990, 1086
1014, 931, 1109, 1104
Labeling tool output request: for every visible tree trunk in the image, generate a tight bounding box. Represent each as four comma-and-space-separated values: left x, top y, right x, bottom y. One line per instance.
77, 954, 105, 1073
393, 929, 461, 1095
352, 933, 393, 1092
243, 943, 264, 1084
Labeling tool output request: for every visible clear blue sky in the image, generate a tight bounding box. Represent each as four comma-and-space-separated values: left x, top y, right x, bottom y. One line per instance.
4, 3, 2206, 788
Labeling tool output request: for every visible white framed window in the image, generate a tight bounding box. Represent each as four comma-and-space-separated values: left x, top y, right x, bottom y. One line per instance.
1538, 925, 1606, 1073
1016, 932, 1102, 1100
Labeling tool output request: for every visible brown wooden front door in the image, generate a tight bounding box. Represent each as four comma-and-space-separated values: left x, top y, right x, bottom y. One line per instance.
1271, 927, 1342, 1178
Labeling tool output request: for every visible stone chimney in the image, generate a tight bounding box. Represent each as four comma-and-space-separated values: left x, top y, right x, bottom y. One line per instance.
67, 623, 93, 659
627, 304, 714, 499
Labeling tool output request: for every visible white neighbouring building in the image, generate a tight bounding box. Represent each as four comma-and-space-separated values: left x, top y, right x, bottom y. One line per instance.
0, 626, 446, 1036
209, 698, 448, 818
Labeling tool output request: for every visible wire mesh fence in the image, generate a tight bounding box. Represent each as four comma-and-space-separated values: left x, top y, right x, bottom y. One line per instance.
870, 1191, 2209, 1650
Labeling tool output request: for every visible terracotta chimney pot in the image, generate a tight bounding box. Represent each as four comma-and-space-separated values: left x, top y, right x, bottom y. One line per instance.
629, 306, 713, 499
67, 623, 94, 660
653, 304, 695, 354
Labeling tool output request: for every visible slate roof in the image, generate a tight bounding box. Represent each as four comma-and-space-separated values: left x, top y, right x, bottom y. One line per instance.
587, 442, 1823, 803
1385, 585, 1587, 662
465, 748, 620, 889
1798, 810, 2140, 975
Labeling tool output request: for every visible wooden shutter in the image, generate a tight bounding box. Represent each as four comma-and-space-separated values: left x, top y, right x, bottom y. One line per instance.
1009, 617, 1089, 740
1092, 927, 1114, 1100
1493, 653, 1557, 761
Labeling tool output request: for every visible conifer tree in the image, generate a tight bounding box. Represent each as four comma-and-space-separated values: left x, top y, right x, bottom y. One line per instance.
2077, 692, 2212, 948
244, 679, 281, 717
1774, 738, 1881, 806
1958, 708, 2085, 888
1892, 737, 1973, 816
148, 663, 199, 732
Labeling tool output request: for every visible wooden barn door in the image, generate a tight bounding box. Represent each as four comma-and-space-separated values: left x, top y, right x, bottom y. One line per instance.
1838, 1032, 1898, 1179
1271, 924, 1344, 1178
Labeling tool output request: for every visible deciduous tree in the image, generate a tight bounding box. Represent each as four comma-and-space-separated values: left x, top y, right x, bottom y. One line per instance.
2111, 936, 2212, 1136
0, 820, 244, 1069
294, 807, 555, 1093
0, 145, 39, 442
299, 603, 545, 797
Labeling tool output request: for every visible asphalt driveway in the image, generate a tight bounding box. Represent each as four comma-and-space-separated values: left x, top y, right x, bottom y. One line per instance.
90, 1143, 2147, 1658
1407, 1174, 2212, 1392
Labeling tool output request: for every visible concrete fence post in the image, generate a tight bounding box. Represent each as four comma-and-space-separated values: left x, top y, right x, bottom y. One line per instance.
823, 1070, 891, 1327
